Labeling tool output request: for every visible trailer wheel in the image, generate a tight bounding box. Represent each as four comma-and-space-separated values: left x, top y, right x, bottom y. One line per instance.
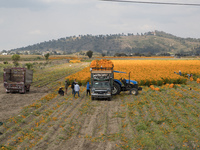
112, 82, 121, 95
130, 88, 138, 95
21, 86, 27, 94
26, 86, 30, 92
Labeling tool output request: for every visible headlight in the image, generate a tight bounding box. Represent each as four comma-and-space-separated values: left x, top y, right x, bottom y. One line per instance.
92, 88, 95, 93
107, 89, 111, 94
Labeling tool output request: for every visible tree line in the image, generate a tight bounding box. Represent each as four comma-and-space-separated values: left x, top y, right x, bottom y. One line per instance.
9, 31, 200, 56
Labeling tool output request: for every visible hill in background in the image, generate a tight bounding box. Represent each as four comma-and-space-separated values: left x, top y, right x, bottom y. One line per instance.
8, 31, 200, 56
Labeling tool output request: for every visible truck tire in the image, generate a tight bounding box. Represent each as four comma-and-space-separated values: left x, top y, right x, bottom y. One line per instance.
26, 86, 30, 92
91, 96, 95, 100
130, 88, 138, 95
112, 82, 121, 95
21, 86, 26, 94
108, 97, 111, 101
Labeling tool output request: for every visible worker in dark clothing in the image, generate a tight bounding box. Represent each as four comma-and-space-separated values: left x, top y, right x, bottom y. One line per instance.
122, 78, 127, 86
71, 79, 76, 95
65, 80, 69, 94
86, 82, 91, 96
58, 87, 64, 96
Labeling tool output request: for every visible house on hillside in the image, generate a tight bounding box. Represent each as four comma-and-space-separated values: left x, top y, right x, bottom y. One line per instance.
1, 53, 8, 55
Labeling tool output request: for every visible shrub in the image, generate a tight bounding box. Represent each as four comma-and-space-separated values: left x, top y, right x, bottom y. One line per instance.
145, 79, 151, 86
136, 123, 147, 132
151, 80, 157, 85
12, 54, 20, 66
25, 63, 33, 69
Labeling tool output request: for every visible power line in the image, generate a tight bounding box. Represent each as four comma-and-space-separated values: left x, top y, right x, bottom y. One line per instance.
100, 0, 200, 6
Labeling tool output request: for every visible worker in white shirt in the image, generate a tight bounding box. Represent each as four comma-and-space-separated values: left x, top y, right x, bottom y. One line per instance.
74, 82, 80, 97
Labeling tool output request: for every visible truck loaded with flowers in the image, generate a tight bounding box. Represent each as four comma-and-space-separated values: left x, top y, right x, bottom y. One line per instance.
90, 59, 142, 100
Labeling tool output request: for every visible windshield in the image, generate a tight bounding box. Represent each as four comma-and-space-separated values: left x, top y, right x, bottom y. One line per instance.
93, 82, 110, 88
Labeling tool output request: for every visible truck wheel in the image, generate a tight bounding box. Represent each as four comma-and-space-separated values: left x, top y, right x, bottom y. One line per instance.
130, 88, 138, 95
112, 82, 121, 95
108, 97, 111, 101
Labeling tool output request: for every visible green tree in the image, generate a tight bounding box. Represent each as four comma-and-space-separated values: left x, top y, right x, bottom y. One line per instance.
102, 53, 106, 57
25, 63, 33, 69
86, 50, 93, 58
3, 61, 8, 64
44, 53, 50, 61
11, 54, 20, 66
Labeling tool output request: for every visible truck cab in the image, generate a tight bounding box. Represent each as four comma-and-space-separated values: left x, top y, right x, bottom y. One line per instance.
91, 70, 113, 101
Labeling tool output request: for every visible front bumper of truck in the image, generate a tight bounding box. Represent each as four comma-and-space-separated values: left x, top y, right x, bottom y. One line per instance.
91, 93, 111, 98
91, 89, 111, 98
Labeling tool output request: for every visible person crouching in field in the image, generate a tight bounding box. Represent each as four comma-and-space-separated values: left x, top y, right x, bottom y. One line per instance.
58, 87, 64, 96
74, 82, 80, 97
86, 82, 91, 96
65, 80, 69, 94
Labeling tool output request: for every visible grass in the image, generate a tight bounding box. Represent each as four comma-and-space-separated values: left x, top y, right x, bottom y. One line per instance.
0, 55, 44, 61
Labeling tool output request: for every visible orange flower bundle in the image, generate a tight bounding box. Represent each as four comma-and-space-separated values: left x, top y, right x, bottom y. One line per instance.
169, 84, 174, 88
69, 60, 81, 63
197, 78, 200, 83
90, 59, 114, 69
150, 85, 155, 90
154, 87, 160, 91
150, 85, 160, 91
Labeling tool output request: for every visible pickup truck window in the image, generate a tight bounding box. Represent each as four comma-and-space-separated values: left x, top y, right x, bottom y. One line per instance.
93, 82, 110, 88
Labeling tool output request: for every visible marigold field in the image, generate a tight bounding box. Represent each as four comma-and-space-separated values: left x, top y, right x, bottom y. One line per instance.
0, 59, 200, 150
65, 60, 200, 86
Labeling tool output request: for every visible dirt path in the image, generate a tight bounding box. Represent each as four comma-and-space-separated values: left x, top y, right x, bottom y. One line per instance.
0, 83, 49, 122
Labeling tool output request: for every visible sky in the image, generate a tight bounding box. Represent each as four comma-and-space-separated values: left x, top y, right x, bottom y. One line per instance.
0, 0, 200, 51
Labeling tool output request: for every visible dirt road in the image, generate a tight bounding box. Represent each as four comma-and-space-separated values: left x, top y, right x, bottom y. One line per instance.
0, 83, 49, 122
